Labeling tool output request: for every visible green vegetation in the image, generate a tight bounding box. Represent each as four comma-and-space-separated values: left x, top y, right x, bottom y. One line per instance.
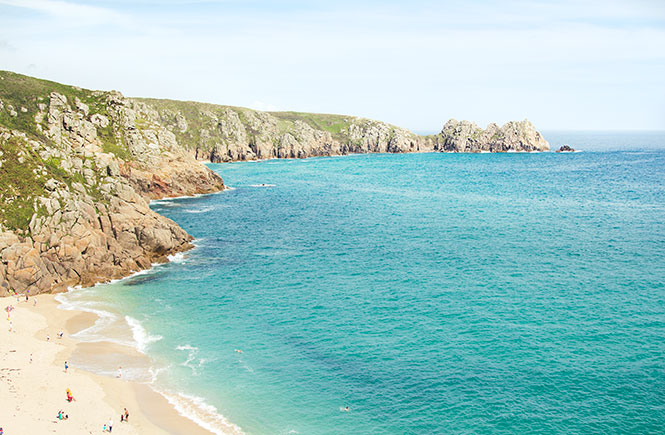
134, 98, 211, 150
133, 97, 372, 154
0, 135, 108, 232
102, 140, 132, 161
0, 137, 49, 232
269, 111, 352, 139
0, 70, 106, 140
0, 70, 133, 161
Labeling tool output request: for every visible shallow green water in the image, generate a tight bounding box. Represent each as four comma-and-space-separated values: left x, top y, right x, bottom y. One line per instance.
64, 137, 665, 434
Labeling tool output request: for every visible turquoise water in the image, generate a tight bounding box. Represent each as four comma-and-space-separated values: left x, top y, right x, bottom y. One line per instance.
65, 136, 665, 434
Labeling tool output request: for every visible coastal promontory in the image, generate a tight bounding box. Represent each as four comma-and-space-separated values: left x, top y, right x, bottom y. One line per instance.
0, 71, 550, 294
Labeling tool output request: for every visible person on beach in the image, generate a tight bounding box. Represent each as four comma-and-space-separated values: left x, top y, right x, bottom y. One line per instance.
47, 334, 50, 342
117, 366, 122, 378
58, 330, 64, 339
121, 407, 129, 422
30, 354, 32, 364
66, 388, 74, 402
108, 417, 113, 432
64, 361, 69, 373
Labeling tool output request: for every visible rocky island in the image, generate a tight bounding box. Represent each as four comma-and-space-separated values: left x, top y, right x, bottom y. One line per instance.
0, 70, 550, 295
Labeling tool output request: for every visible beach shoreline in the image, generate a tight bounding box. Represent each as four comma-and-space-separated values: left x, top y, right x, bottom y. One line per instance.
0, 293, 218, 434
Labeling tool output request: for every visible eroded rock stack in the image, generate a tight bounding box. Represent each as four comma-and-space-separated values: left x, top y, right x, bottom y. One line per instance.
437, 119, 549, 152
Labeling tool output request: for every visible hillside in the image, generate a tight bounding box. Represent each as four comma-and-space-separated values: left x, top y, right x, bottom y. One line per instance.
0, 71, 224, 293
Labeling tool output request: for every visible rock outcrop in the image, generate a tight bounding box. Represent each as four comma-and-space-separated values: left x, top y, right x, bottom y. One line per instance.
437, 119, 549, 153
556, 145, 575, 152
0, 70, 549, 295
140, 102, 548, 162
0, 72, 225, 294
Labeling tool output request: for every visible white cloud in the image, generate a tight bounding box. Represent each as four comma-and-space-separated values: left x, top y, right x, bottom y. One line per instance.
0, 0, 663, 130
0, 0, 126, 24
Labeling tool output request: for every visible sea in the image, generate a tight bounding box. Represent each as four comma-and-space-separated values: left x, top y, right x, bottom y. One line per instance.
58, 131, 665, 434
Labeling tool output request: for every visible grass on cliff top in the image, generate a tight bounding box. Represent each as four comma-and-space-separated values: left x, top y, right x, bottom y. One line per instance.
135, 97, 361, 144
134, 98, 220, 150
0, 70, 134, 161
0, 71, 95, 138
269, 111, 353, 139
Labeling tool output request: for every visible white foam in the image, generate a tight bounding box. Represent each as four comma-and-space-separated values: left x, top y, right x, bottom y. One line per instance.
175, 344, 207, 375
167, 252, 187, 263
126, 315, 163, 354
185, 205, 216, 214
150, 200, 183, 207
249, 183, 276, 187
55, 292, 136, 347
191, 238, 206, 247
148, 364, 171, 384
154, 389, 245, 435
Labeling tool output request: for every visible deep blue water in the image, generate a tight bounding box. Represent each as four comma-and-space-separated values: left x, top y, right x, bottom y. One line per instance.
65, 136, 665, 434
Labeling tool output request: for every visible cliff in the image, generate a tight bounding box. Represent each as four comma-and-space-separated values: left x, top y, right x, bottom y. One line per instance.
0, 71, 224, 294
135, 101, 549, 162
0, 70, 549, 294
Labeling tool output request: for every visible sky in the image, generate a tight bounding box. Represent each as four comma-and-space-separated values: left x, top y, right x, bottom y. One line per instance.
0, 0, 664, 132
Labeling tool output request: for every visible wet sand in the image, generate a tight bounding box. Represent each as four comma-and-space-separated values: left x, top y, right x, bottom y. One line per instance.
0, 294, 214, 434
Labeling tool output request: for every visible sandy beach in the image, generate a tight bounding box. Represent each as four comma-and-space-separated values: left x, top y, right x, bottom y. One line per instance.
0, 293, 215, 435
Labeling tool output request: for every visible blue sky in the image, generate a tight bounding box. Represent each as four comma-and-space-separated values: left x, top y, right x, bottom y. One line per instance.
1, 0, 664, 132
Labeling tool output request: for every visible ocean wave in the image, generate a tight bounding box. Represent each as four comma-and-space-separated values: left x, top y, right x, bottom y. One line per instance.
57, 283, 242, 434
249, 183, 276, 187
184, 205, 216, 214
167, 252, 187, 263
150, 200, 183, 207
55, 291, 139, 349
154, 389, 245, 435
126, 316, 163, 354
55, 293, 125, 341
176, 344, 207, 375
192, 238, 207, 247
148, 364, 172, 384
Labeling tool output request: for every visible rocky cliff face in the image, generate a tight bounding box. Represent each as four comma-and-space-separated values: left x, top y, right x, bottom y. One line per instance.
135, 99, 548, 161
135, 100, 435, 162
437, 119, 549, 152
0, 70, 549, 294
0, 72, 224, 294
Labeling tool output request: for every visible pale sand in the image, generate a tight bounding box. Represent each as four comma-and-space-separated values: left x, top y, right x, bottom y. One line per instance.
0, 294, 215, 434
